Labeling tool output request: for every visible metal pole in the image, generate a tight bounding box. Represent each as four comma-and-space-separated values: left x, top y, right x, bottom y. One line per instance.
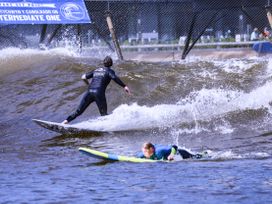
266, 5, 272, 29
92, 22, 115, 51
184, 11, 223, 58
242, 7, 266, 37
46, 24, 62, 46
182, 13, 197, 59
77, 24, 82, 53
39, 24, 48, 44
105, 11, 124, 60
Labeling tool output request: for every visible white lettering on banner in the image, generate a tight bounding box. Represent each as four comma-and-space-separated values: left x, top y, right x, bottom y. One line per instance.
0, 2, 56, 8
0, 1, 90, 24
45, 15, 60, 21
0, 9, 22, 14
0, 14, 46, 21
52, 10, 58, 14
25, 10, 52, 14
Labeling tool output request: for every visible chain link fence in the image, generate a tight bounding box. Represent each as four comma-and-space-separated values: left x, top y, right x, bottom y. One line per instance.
0, 0, 271, 57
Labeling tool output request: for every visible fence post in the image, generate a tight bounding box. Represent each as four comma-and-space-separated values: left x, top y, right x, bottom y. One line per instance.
105, 11, 124, 61
46, 24, 62, 46
266, 6, 272, 29
39, 24, 48, 45
77, 25, 82, 53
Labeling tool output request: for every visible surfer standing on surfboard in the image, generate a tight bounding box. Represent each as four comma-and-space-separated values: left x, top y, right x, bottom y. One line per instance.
62, 56, 131, 124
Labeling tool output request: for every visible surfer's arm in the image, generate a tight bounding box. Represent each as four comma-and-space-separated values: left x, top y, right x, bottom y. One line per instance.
109, 70, 126, 87
109, 70, 131, 95
136, 152, 145, 158
167, 147, 177, 161
112, 75, 126, 88
81, 71, 93, 85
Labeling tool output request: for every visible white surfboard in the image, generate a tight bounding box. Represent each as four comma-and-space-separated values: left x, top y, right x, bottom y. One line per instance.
32, 119, 102, 134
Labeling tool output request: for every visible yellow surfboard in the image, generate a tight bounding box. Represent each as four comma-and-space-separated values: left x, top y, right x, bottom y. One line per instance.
79, 147, 161, 163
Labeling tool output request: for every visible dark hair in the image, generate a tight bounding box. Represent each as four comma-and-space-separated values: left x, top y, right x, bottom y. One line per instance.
143, 142, 155, 150
103, 56, 113, 67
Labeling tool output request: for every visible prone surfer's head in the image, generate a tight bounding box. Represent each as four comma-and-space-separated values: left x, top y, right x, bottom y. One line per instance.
103, 56, 113, 67
142, 142, 155, 158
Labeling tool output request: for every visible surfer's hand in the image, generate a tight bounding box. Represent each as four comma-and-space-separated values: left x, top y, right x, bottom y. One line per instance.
124, 86, 131, 95
81, 74, 89, 85
82, 79, 89, 85
167, 154, 174, 161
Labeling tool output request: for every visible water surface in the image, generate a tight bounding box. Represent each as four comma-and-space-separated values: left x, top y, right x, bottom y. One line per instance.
0, 48, 272, 203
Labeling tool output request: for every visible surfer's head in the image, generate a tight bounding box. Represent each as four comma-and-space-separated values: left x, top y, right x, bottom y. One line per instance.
142, 142, 155, 159
103, 56, 113, 67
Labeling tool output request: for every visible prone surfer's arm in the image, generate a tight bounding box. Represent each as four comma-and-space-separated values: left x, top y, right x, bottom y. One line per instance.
167, 147, 177, 161
136, 152, 145, 158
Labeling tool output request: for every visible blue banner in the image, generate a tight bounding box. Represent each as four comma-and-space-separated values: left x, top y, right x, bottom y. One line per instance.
0, 0, 91, 24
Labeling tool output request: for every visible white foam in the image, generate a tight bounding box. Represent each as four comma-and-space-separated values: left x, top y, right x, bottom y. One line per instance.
0, 47, 79, 75
178, 80, 272, 119
196, 150, 270, 160
73, 103, 193, 131
173, 148, 270, 161
214, 124, 234, 134
265, 57, 272, 77
72, 78, 272, 132
178, 88, 240, 119
209, 150, 243, 160
81, 46, 117, 60
211, 58, 263, 73
0, 47, 78, 60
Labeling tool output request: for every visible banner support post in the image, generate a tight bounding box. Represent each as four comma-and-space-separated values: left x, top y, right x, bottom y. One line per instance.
105, 11, 124, 61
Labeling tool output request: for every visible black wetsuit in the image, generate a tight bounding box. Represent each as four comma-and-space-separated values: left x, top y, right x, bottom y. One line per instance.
66, 67, 126, 122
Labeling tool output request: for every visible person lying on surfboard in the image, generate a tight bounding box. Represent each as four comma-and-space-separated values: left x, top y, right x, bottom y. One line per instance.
62, 56, 131, 124
137, 142, 203, 161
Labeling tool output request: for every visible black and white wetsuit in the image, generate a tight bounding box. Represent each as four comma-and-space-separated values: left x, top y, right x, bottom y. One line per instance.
66, 67, 126, 122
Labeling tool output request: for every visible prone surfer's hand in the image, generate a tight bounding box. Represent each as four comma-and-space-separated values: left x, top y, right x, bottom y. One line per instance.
124, 86, 131, 95
167, 154, 174, 161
